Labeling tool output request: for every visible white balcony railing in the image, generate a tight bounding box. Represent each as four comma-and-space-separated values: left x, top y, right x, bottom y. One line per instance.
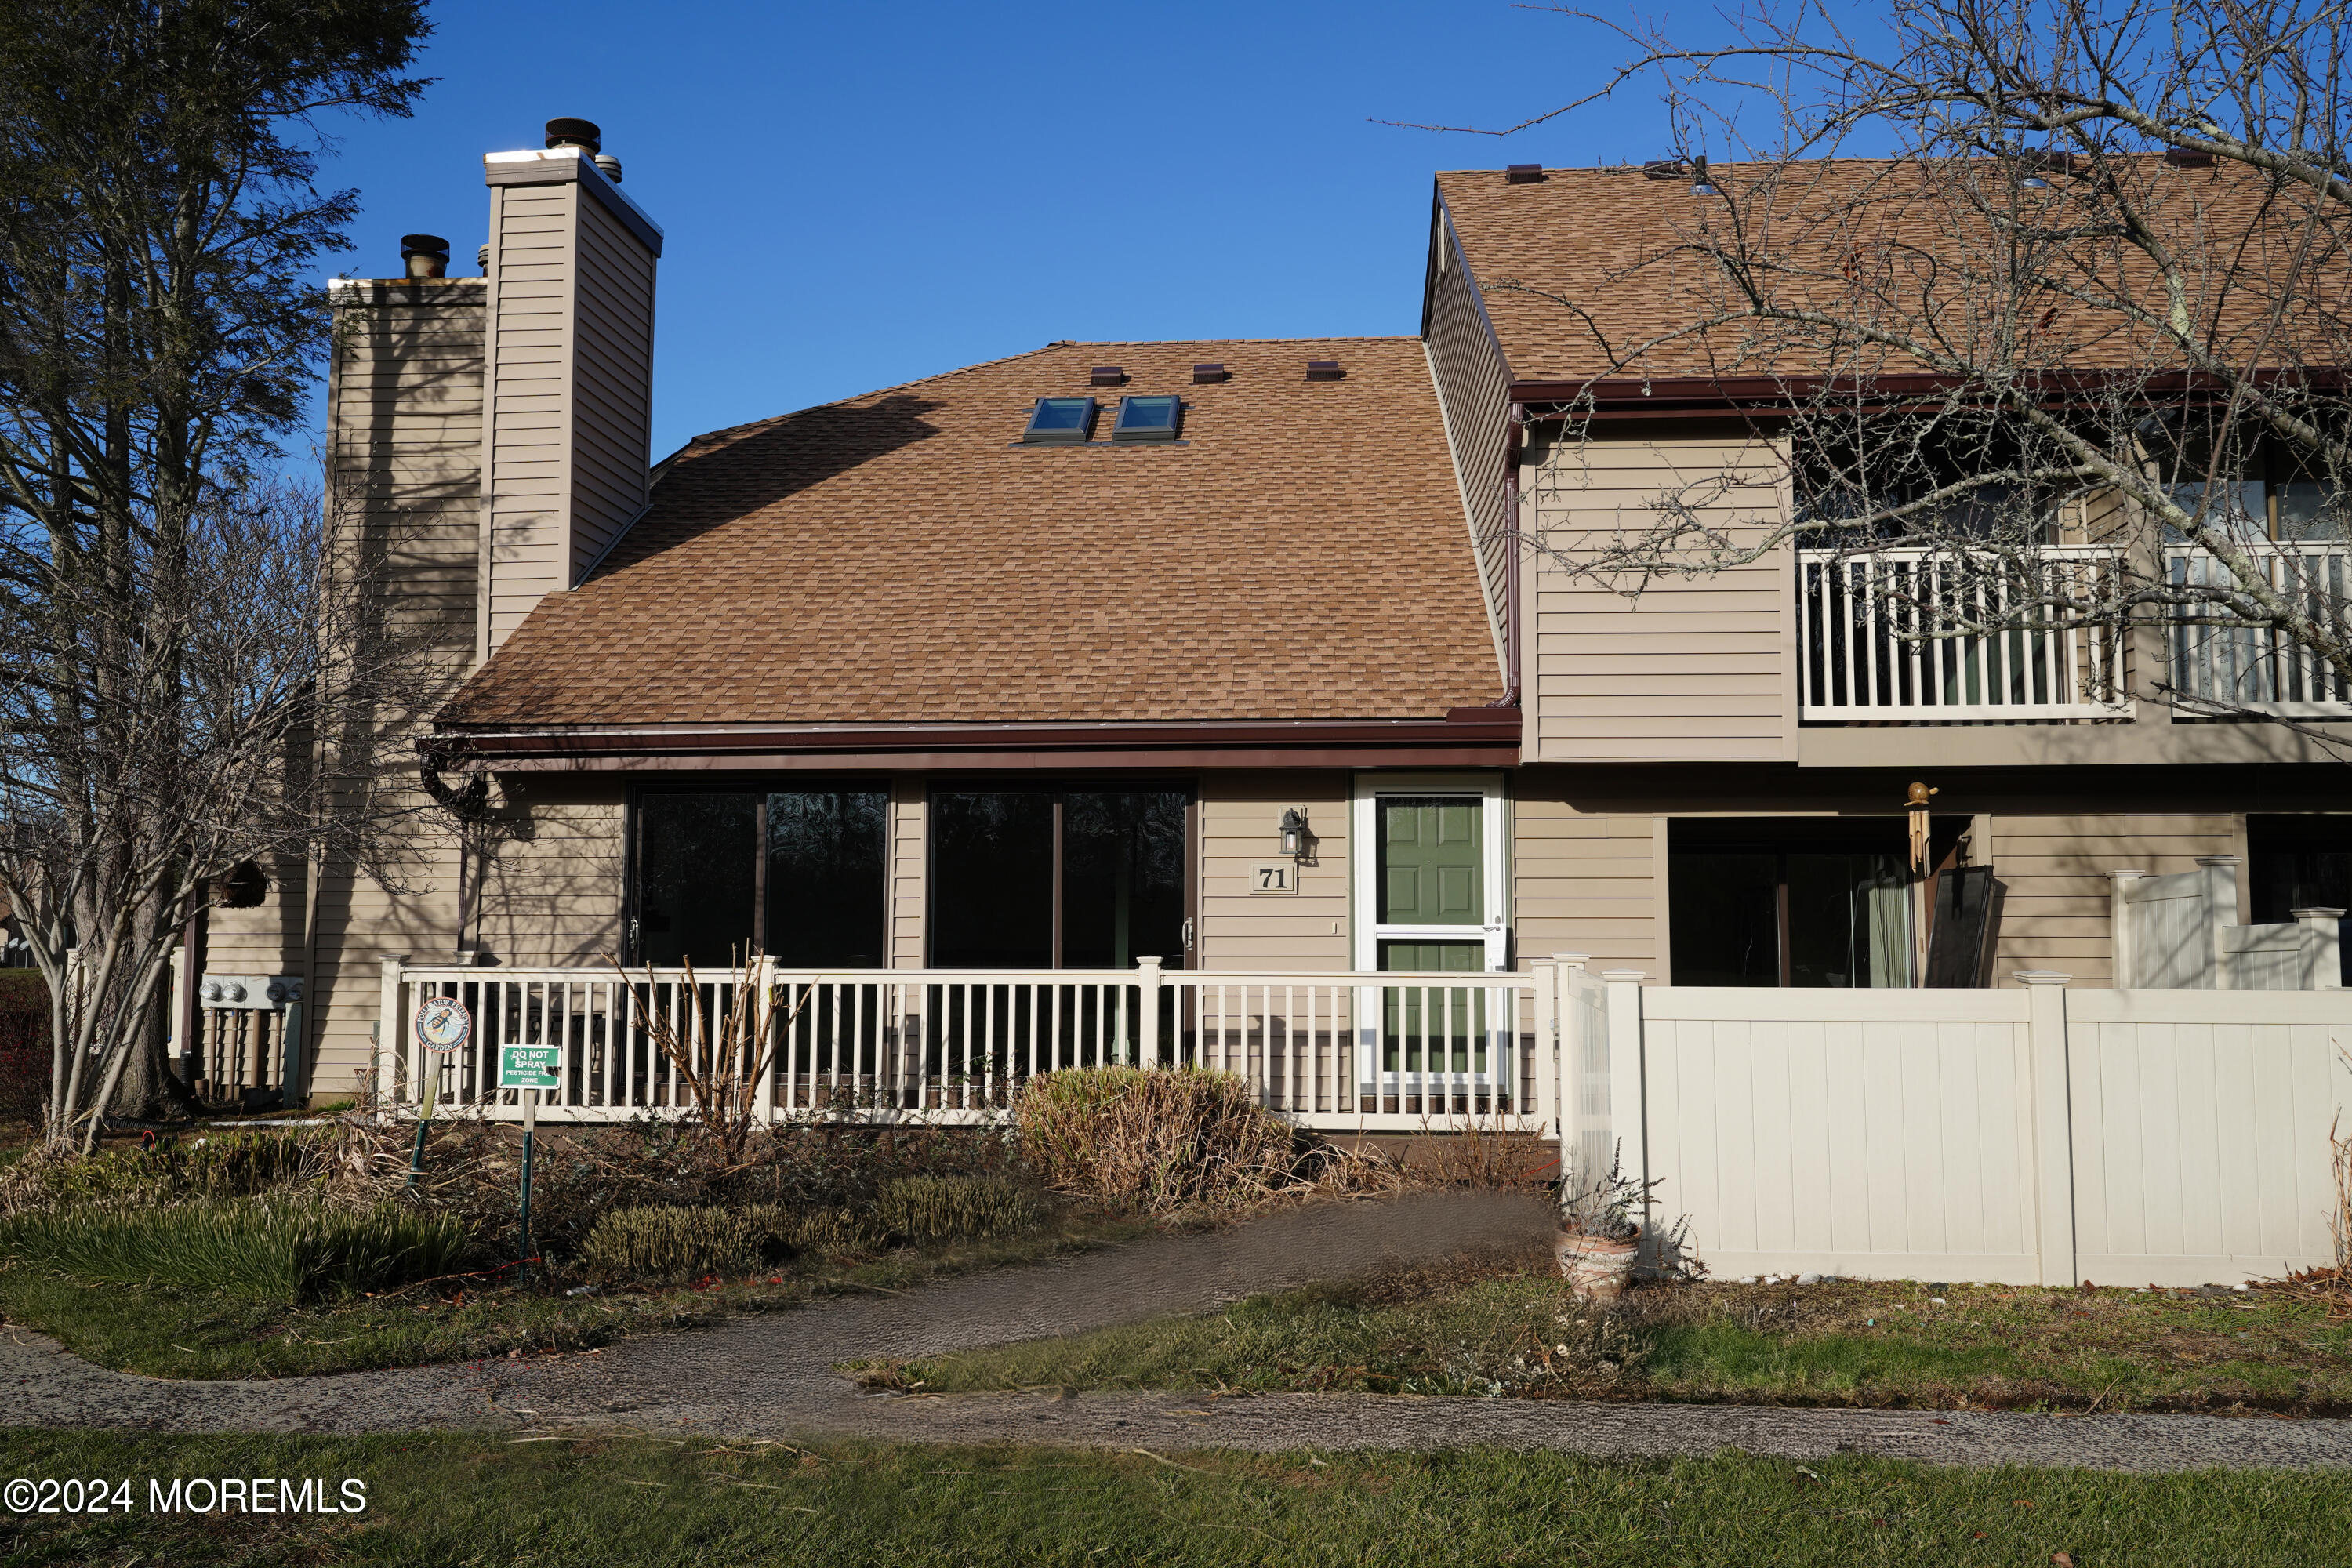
1797, 546, 2132, 722
375, 959, 1558, 1134
2167, 542, 2352, 716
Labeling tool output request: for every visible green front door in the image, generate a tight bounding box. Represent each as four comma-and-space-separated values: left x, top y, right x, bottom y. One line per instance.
1379, 796, 1483, 926
1377, 793, 1490, 1076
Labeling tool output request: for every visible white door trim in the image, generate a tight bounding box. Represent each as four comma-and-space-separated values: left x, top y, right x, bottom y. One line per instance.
1350, 772, 1508, 972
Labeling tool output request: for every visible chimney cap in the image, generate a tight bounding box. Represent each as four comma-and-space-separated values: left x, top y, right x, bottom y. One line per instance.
399, 234, 450, 256
545, 118, 602, 153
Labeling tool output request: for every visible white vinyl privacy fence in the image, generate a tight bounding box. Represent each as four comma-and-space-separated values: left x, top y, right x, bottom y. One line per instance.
1562, 964, 2350, 1287
374, 953, 2349, 1287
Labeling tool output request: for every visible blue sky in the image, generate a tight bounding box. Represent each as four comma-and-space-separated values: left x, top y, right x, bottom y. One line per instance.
316, 0, 1683, 460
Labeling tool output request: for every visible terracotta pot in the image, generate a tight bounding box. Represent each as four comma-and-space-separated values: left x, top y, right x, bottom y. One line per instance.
1555, 1226, 1639, 1302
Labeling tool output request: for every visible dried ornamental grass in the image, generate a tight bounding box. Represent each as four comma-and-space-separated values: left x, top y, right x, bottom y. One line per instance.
1014, 1066, 1296, 1214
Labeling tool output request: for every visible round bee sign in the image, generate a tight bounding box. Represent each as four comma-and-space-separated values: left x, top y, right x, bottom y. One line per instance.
413, 996, 472, 1054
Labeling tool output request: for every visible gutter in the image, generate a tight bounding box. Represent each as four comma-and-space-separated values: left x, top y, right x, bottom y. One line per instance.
432, 713, 1521, 769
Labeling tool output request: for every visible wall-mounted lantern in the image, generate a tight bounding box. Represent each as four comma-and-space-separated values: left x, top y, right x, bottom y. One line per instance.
1279, 808, 1308, 860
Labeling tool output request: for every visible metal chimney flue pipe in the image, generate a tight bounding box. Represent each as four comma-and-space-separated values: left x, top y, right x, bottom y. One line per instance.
544, 117, 601, 153
399, 234, 449, 279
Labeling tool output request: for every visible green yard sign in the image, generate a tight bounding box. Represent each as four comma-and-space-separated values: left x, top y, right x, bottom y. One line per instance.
498, 1044, 560, 1091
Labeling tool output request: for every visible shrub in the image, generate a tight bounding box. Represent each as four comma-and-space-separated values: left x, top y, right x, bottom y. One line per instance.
1, 1130, 326, 1212
0, 1198, 472, 1304
873, 1174, 1039, 1242
1014, 1066, 1296, 1215
575, 1203, 870, 1284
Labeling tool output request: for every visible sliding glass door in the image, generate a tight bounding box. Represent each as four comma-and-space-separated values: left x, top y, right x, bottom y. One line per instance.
631, 786, 888, 968
929, 786, 1189, 969
1667, 820, 1914, 988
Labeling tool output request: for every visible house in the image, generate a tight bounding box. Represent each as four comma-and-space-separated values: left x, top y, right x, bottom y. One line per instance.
196, 122, 2352, 1118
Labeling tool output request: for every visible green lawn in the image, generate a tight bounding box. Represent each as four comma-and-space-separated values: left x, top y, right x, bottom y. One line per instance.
1, 1430, 2346, 1566
0, 1216, 1152, 1381
855, 1247, 2352, 1414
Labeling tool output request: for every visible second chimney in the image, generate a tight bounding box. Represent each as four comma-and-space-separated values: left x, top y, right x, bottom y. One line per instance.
476, 117, 666, 659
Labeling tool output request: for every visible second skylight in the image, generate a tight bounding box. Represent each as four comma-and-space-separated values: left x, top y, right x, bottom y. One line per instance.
1112, 395, 1182, 443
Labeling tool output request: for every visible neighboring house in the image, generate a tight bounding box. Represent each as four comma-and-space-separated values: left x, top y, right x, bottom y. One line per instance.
202, 124, 2351, 1108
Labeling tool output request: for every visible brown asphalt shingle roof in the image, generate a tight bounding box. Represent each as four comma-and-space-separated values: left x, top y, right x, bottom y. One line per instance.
441, 336, 1501, 728
1438, 158, 2350, 387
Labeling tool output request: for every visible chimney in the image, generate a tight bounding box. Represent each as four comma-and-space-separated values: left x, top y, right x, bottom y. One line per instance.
476, 116, 665, 659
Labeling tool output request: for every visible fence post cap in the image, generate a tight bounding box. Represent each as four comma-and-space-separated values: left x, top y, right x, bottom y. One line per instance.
2292, 907, 2347, 920
1551, 951, 1592, 966
1599, 968, 1646, 981
2010, 969, 2072, 985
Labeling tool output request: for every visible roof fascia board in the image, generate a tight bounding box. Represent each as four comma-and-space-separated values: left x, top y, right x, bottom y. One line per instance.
483, 147, 666, 256
437, 716, 1521, 764
470, 742, 1521, 774
1512, 364, 2352, 408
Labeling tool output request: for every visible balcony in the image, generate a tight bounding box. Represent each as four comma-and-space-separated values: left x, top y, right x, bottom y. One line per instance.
1797, 546, 2134, 723
2166, 542, 2352, 717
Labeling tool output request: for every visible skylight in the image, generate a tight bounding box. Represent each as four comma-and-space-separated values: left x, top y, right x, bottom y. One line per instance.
1023, 397, 1096, 443
1112, 395, 1182, 443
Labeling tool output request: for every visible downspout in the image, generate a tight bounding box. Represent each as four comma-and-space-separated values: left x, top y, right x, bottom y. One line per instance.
1495, 401, 1526, 707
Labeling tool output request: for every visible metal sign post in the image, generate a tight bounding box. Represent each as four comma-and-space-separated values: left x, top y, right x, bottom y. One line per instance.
408, 996, 471, 1190
498, 1044, 560, 1283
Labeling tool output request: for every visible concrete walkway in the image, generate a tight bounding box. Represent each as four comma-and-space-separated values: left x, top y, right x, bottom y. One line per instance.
5, 1189, 2348, 1472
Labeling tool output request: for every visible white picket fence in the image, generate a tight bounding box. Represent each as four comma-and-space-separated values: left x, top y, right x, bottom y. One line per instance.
374, 956, 1551, 1134
1566, 966, 2350, 1287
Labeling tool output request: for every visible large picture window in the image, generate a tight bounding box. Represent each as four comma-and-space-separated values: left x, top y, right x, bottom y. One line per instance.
632, 786, 888, 968
929, 786, 1188, 969
1668, 819, 1915, 988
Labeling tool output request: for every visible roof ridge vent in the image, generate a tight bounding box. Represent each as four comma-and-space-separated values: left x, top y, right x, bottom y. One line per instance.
1504, 163, 1546, 183
1089, 365, 1127, 387
1192, 362, 1228, 383
1305, 359, 1344, 381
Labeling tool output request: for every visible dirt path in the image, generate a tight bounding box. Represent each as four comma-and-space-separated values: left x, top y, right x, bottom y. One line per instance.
5, 1189, 2350, 1472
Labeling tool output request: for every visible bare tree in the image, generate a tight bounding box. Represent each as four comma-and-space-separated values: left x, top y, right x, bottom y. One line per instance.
1414, 0, 2352, 726
0, 0, 434, 1146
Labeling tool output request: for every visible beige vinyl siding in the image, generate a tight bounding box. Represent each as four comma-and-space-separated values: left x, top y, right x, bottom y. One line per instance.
1423, 209, 1513, 674
293, 279, 486, 1099
1527, 427, 1795, 761
481, 183, 575, 654
1511, 793, 1661, 975
889, 776, 926, 968
304, 826, 465, 1102
1196, 773, 1351, 972
478, 176, 659, 654
565, 194, 656, 579
1987, 812, 2240, 986
471, 776, 626, 965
